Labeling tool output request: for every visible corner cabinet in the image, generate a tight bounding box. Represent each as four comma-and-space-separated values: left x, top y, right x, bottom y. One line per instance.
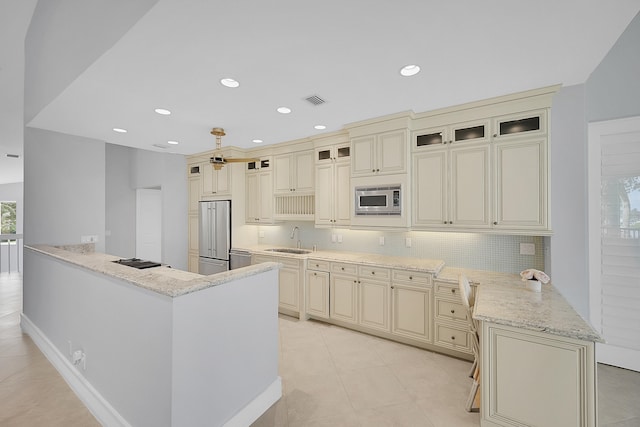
315, 143, 351, 227
351, 129, 407, 177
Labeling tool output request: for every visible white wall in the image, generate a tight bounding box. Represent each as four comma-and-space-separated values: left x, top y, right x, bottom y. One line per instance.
105, 144, 136, 258
24, 128, 106, 252
549, 85, 589, 317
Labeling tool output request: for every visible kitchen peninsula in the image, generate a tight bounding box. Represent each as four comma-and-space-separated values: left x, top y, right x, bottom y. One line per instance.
21, 244, 282, 427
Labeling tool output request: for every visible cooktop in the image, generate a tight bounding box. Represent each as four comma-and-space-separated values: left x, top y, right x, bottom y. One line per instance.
112, 258, 162, 269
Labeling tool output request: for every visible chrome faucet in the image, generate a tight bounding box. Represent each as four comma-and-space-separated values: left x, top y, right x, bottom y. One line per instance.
290, 226, 300, 248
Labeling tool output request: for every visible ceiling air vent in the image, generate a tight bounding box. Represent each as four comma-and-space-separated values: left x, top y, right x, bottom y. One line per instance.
305, 95, 326, 106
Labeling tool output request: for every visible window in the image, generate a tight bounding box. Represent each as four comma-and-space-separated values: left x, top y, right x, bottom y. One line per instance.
1, 201, 17, 234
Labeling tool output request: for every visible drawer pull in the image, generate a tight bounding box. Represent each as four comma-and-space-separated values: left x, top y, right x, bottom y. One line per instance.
450, 309, 455, 314
341, 267, 345, 271
451, 336, 456, 340
451, 289, 456, 294
409, 276, 413, 280
371, 271, 375, 275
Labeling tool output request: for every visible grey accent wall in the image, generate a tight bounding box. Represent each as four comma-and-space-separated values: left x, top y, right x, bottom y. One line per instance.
24, 0, 158, 123
549, 85, 589, 317
105, 144, 188, 270
586, 11, 640, 122
24, 128, 106, 252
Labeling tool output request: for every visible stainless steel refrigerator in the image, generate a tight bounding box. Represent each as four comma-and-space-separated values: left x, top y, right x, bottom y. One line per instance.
198, 200, 231, 275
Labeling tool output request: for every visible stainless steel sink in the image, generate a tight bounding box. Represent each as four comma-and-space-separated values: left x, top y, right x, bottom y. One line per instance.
265, 248, 312, 255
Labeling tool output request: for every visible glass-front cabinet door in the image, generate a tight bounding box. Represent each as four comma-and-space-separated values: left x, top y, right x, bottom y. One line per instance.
492, 110, 547, 140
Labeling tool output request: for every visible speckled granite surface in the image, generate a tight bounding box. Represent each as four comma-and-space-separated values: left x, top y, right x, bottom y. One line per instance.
236, 245, 446, 275
27, 244, 280, 298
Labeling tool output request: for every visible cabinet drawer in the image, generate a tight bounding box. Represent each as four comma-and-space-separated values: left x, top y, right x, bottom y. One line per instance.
435, 323, 471, 352
358, 265, 390, 281
435, 298, 468, 322
331, 262, 358, 275
434, 281, 461, 298
307, 259, 330, 271
392, 269, 432, 286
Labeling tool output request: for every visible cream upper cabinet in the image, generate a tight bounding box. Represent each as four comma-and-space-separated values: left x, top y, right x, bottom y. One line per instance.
273, 150, 314, 194
201, 162, 230, 196
351, 129, 407, 176
315, 143, 351, 227
413, 144, 491, 229
415, 120, 490, 149
245, 166, 273, 224
491, 110, 547, 141
188, 176, 201, 215
493, 137, 547, 230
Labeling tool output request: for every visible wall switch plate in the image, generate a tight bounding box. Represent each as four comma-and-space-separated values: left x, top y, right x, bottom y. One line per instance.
379, 236, 385, 246
520, 243, 535, 255
258, 231, 265, 238
405, 237, 412, 248
331, 234, 337, 243
337, 234, 343, 243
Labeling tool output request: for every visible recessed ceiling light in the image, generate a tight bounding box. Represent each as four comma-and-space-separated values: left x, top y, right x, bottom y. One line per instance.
400, 64, 421, 77
314, 124, 326, 130
252, 139, 263, 144
220, 78, 240, 88
167, 140, 179, 145
113, 128, 127, 133
154, 108, 171, 115
277, 107, 292, 114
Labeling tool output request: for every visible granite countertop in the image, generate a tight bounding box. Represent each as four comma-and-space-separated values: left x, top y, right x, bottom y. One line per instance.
236, 244, 446, 275
471, 274, 603, 343
26, 244, 280, 298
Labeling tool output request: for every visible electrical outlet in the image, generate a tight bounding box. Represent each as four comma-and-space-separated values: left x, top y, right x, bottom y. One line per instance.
81, 235, 98, 243
379, 236, 385, 246
331, 234, 337, 243
337, 234, 343, 243
520, 243, 535, 255
405, 237, 412, 248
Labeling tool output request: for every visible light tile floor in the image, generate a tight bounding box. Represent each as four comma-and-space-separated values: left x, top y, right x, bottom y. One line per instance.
1, 272, 639, 426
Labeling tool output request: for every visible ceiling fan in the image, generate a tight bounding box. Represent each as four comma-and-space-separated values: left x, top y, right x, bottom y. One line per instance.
209, 127, 258, 170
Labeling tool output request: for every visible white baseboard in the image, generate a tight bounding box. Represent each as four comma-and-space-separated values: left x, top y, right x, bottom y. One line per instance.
224, 377, 282, 427
597, 342, 640, 372
20, 314, 131, 427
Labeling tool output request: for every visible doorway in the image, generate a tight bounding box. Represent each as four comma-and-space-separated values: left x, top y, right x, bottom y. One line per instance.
136, 188, 162, 262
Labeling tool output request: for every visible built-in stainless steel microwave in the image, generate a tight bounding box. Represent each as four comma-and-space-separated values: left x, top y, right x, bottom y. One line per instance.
354, 185, 401, 216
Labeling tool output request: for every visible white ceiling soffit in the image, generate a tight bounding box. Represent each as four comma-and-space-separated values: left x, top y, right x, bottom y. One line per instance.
27, 0, 640, 156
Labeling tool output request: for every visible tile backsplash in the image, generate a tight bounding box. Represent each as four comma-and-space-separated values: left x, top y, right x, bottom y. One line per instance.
255, 222, 545, 274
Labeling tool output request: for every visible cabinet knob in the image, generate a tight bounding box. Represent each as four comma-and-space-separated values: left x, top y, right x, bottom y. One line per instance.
391, 286, 394, 289
341, 267, 345, 271
493, 134, 497, 138
451, 336, 456, 340
316, 264, 319, 267
313, 272, 317, 276
493, 221, 498, 225
451, 289, 456, 294
372, 169, 376, 172
451, 309, 455, 314
443, 221, 447, 224
376, 168, 380, 172
371, 271, 375, 275
449, 221, 453, 224
409, 276, 413, 280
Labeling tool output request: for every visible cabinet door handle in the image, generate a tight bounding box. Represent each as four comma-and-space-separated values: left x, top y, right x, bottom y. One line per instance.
376, 168, 380, 172
451, 289, 456, 294
493, 133, 498, 138
341, 267, 345, 271
371, 271, 375, 275
409, 276, 413, 280
313, 272, 317, 276
451, 336, 456, 340
443, 221, 447, 224
391, 286, 394, 289
493, 221, 498, 225
451, 309, 455, 314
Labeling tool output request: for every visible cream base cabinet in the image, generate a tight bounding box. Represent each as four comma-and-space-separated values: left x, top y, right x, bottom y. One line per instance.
493, 138, 547, 230
330, 274, 358, 325
358, 279, 389, 332
481, 322, 596, 427
305, 270, 330, 319
390, 270, 433, 343
253, 254, 302, 317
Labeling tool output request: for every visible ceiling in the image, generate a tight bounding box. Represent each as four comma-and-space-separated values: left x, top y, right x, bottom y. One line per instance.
2, 0, 640, 185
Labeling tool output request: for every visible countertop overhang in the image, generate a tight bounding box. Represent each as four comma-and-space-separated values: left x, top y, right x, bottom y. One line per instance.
26, 244, 281, 298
